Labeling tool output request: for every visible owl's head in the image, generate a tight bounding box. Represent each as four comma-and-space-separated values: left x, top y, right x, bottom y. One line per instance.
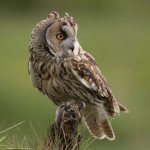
30, 11, 81, 58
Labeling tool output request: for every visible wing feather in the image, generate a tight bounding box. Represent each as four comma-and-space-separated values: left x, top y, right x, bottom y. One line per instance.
70, 52, 120, 115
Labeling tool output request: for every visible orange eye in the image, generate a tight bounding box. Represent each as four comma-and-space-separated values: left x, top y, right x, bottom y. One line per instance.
56, 33, 65, 40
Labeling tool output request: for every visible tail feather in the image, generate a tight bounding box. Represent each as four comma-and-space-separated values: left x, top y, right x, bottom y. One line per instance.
83, 105, 115, 140
101, 119, 115, 140
118, 103, 128, 112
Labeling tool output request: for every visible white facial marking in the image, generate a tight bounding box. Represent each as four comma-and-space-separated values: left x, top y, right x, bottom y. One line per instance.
73, 40, 80, 55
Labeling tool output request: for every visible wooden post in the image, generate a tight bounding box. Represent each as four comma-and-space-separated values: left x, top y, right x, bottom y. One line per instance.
44, 101, 85, 150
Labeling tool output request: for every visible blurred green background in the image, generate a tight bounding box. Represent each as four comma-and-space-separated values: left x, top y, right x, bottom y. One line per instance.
0, 0, 150, 149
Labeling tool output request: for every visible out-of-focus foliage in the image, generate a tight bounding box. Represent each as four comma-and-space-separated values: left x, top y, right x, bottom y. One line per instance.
0, 0, 150, 149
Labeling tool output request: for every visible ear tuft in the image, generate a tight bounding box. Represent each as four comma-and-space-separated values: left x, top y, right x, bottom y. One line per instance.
47, 11, 60, 20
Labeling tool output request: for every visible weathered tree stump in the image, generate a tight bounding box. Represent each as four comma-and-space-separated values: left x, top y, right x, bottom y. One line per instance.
44, 101, 85, 150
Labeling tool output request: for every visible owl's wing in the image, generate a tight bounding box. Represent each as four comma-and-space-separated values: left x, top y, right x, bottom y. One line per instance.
70, 52, 128, 140
70, 52, 126, 115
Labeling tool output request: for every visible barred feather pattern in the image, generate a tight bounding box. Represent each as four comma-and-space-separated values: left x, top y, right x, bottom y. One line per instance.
28, 12, 128, 140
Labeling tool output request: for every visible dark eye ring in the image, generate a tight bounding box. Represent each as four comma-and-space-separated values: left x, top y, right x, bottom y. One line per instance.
56, 33, 65, 40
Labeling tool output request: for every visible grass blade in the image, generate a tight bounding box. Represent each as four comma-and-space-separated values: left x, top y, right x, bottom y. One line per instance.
0, 121, 25, 134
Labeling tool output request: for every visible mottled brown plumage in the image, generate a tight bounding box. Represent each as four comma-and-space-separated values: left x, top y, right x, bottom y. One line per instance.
28, 11, 128, 140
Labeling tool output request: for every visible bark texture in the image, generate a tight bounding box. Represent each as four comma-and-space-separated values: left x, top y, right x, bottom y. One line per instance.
44, 101, 84, 150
